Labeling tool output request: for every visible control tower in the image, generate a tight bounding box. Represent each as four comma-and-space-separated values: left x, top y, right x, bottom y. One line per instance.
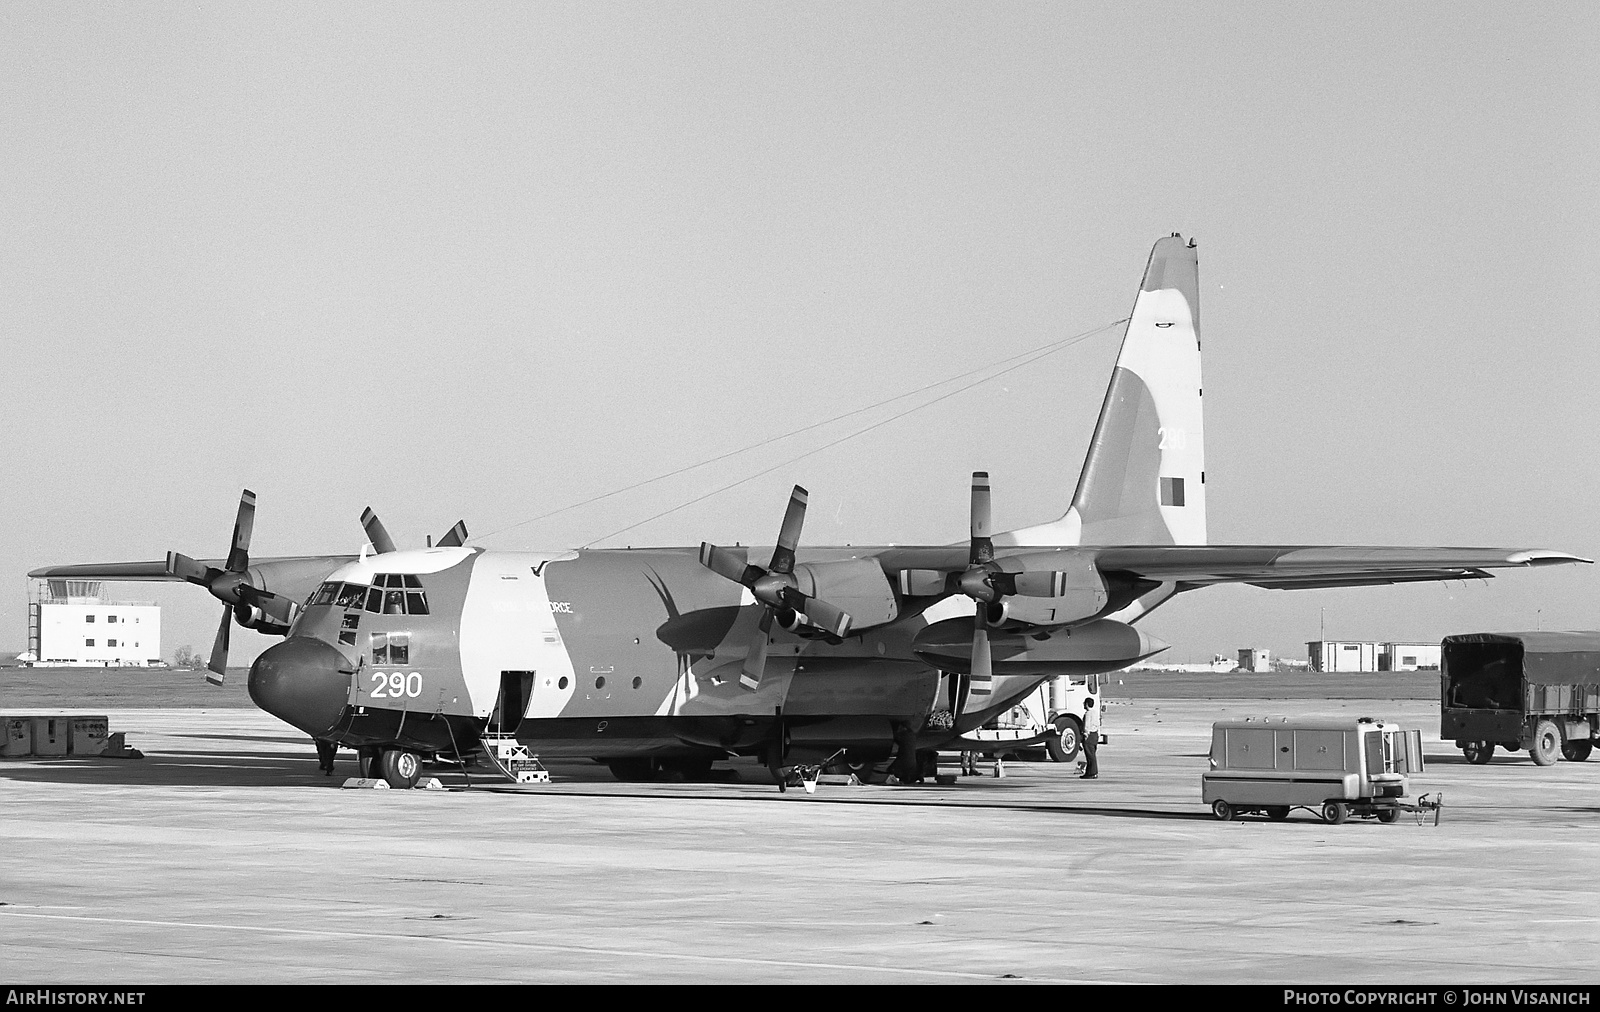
23, 580, 162, 667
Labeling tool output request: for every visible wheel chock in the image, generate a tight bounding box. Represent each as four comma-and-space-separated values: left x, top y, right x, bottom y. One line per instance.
342, 777, 391, 789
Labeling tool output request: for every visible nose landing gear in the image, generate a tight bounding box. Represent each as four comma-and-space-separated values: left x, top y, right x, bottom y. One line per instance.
359, 747, 423, 789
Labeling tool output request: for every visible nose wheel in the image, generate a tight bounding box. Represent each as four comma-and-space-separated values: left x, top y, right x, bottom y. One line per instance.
362, 747, 423, 789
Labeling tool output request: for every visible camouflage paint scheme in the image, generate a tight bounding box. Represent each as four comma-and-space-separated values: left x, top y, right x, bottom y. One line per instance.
32, 235, 1590, 780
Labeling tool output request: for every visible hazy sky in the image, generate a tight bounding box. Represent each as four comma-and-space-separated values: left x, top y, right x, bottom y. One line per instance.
3, 2, 1597, 667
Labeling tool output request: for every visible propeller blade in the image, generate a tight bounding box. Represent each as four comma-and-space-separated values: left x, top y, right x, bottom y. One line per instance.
166, 551, 214, 587
969, 622, 992, 700
1012, 571, 1070, 597
436, 520, 469, 548
206, 608, 231, 685
797, 595, 852, 639
769, 486, 807, 576
225, 490, 257, 573
740, 609, 774, 690
360, 507, 397, 555
969, 472, 993, 565
699, 543, 758, 586
238, 584, 297, 625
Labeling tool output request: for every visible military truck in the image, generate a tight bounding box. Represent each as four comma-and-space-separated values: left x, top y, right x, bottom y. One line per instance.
1441, 631, 1600, 766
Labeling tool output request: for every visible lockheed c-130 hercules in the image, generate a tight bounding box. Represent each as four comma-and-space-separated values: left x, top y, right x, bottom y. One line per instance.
33, 234, 1589, 789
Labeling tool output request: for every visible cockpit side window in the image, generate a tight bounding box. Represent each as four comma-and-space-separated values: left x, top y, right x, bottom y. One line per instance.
310, 582, 340, 607
334, 583, 368, 609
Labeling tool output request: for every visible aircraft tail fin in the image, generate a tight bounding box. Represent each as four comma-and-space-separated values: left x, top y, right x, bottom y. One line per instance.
1001, 234, 1207, 546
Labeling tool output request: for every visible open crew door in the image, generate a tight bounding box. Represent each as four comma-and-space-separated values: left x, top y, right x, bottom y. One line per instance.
491, 670, 536, 735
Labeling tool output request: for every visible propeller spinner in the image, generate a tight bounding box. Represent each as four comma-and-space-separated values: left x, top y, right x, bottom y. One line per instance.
699, 485, 853, 690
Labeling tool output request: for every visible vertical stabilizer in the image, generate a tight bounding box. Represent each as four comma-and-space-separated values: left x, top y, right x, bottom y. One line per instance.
1000, 234, 1207, 546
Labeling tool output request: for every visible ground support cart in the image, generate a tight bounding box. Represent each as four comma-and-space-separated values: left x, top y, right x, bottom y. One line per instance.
1201, 716, 1442, 825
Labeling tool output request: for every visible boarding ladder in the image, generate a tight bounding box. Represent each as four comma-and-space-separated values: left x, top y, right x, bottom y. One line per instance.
478, 733, 551, 785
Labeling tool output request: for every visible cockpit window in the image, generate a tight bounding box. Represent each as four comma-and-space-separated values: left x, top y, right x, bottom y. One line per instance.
334, 583, 368, 609
310, 582, 340, 607
371, 574, 430, 615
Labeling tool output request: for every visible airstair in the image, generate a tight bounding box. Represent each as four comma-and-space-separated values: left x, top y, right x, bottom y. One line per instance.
478, 733, 550, 785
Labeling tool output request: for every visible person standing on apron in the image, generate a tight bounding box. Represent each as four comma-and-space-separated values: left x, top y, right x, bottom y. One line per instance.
1080, 697, 1101, 780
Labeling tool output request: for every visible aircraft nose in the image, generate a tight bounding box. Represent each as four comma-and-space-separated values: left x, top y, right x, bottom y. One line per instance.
248, 637, 349, 738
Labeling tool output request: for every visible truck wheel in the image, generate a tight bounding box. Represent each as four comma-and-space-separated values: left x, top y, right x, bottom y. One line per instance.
1561, 740, 1592, 762
1211, 799, 1234, 821
1047, 718, 1083, 763
1321, 801, 1349, 825
378, 748, 422, 789
1377, 809, 1400, 824
1267, 806, 1290, 821
1462, 742, 1494, 765
1529, 721, 1561, 766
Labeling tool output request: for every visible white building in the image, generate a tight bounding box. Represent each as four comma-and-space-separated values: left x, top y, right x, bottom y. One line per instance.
1236, 648, 1271, 672
1378, 642, 1441, 671
1309, 640, 1378, 672
1306, 640, 1441, 673
25, 581, 162, 667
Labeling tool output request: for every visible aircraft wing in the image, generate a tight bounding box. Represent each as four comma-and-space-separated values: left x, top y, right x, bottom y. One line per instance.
28, 556, 356, 581
1086, 546, 1590, 588
28, 555, 358, 606
28, 560, 191, 581
872, 545, 1590, 590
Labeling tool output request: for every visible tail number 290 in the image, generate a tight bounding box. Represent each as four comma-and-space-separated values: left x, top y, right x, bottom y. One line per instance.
370, 671, 422, 699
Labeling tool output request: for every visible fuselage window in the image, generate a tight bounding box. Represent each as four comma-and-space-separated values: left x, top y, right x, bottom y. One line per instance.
387, 632, 410, 665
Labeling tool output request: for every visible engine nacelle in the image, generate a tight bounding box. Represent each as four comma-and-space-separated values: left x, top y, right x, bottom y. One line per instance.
792, 558, 899, 632
991, 551, 1108, 629
233, 603, 290, 637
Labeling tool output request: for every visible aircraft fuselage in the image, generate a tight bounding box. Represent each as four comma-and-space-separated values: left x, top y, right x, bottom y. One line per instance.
248, 546, 1156, 768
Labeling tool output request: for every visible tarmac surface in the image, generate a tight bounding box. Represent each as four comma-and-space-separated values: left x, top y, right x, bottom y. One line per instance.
2, 693, 1597, 984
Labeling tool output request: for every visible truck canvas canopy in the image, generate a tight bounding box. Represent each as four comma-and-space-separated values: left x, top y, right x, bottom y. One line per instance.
1444, 631, 1600, 690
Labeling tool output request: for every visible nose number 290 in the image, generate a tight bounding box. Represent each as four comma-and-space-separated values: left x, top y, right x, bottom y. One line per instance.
369, 671, 422, 699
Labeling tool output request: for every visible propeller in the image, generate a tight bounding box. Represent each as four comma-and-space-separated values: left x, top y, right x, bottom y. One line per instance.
361, 507, 468, 553
952, 471, 1105, 702
699, 485, 853, 690
165, 490, 299, 686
